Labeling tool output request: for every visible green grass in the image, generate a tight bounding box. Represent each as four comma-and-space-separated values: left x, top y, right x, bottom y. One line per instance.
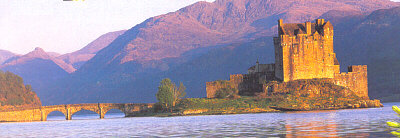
176, 96, 273, 111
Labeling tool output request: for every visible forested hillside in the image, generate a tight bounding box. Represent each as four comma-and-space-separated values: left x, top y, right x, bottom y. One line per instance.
0, 70, 41, 110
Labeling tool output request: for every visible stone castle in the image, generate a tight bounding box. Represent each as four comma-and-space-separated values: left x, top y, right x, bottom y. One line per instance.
207, 19, 369, 100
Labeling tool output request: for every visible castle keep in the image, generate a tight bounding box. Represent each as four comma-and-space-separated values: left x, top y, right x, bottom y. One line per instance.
206, 19, 369, 100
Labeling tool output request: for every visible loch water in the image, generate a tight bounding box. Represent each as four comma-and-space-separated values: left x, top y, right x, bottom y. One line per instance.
1, 102, 400, 137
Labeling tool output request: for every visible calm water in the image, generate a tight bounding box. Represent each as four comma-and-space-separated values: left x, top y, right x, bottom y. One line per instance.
1, 103, 400, 137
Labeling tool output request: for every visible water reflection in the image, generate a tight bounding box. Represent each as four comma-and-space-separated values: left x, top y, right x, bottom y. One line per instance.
282, 108, 396, 137
284, 110, 338, 137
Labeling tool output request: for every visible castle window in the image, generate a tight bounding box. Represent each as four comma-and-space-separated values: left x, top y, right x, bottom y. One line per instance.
322, 69, 324, 72
323, 59, 324, 62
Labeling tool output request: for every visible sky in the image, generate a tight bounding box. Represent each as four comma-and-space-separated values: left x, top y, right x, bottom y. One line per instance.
1, 0, 399, 55
0, 0, 215, 55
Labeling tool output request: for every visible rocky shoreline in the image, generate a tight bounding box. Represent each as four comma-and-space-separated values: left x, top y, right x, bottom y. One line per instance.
269, 99, 383, 111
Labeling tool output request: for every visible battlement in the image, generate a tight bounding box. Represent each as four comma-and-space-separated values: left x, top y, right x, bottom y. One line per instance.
334, 65, 368, 99
277, 19, 333, 37
348, 65, 368, 73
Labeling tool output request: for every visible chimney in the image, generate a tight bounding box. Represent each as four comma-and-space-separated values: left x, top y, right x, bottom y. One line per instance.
316, 19, 325, 26
278, 19, 283, 27
256, 59, 260, 73
306, 21, 311, 36
278, 19, 283, 35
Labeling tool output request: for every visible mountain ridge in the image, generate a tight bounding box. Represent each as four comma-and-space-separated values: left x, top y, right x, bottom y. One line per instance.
1, 47, 75, 73
57, 30, 126, 69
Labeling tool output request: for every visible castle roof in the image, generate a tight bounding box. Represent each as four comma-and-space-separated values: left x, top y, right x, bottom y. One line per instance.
279, 20, 332, 37
281, 23, 317, 36
334, 56, 340, 65
248, 63, 275, 73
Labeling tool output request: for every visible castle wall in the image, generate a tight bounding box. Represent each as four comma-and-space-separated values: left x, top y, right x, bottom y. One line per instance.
206, 82, 217, 98
334, 65, 368, 100
275, 21, 336, 82
274, 37, 284, 81
206, 72, 275, 98
240, 74, 264, 95
206, 74, 244, 98
230, 74, 244, 90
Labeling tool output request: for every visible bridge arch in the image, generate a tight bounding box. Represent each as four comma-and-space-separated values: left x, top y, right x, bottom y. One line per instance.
102, 108, 126, 118
42, 109, 68, 121
45, 111, 67, 121
69, 108, 101, 120
70, 110, 101, 120
103, 108, 125, 115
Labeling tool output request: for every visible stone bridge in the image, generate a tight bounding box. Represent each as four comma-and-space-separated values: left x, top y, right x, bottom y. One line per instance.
0, 103, 154, 122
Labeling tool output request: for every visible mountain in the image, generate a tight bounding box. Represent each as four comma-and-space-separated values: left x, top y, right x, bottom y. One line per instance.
41, 0, 400, 105
0, 70, 41, 110
0, 49, 17, 65
0, 48, 70, 98
57, 30, 126, 69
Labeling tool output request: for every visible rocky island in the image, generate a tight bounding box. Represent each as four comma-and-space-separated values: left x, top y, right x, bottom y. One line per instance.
140, 19, 382, 117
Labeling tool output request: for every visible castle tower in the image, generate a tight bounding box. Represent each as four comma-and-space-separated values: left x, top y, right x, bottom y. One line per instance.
274, 19, 338, 82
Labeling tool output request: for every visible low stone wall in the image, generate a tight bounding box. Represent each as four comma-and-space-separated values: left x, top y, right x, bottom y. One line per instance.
0, 108, 42, 122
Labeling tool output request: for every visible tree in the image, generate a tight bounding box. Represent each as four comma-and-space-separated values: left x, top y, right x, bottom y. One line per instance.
26, 84, 33, 92
156, 78, 186, 110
